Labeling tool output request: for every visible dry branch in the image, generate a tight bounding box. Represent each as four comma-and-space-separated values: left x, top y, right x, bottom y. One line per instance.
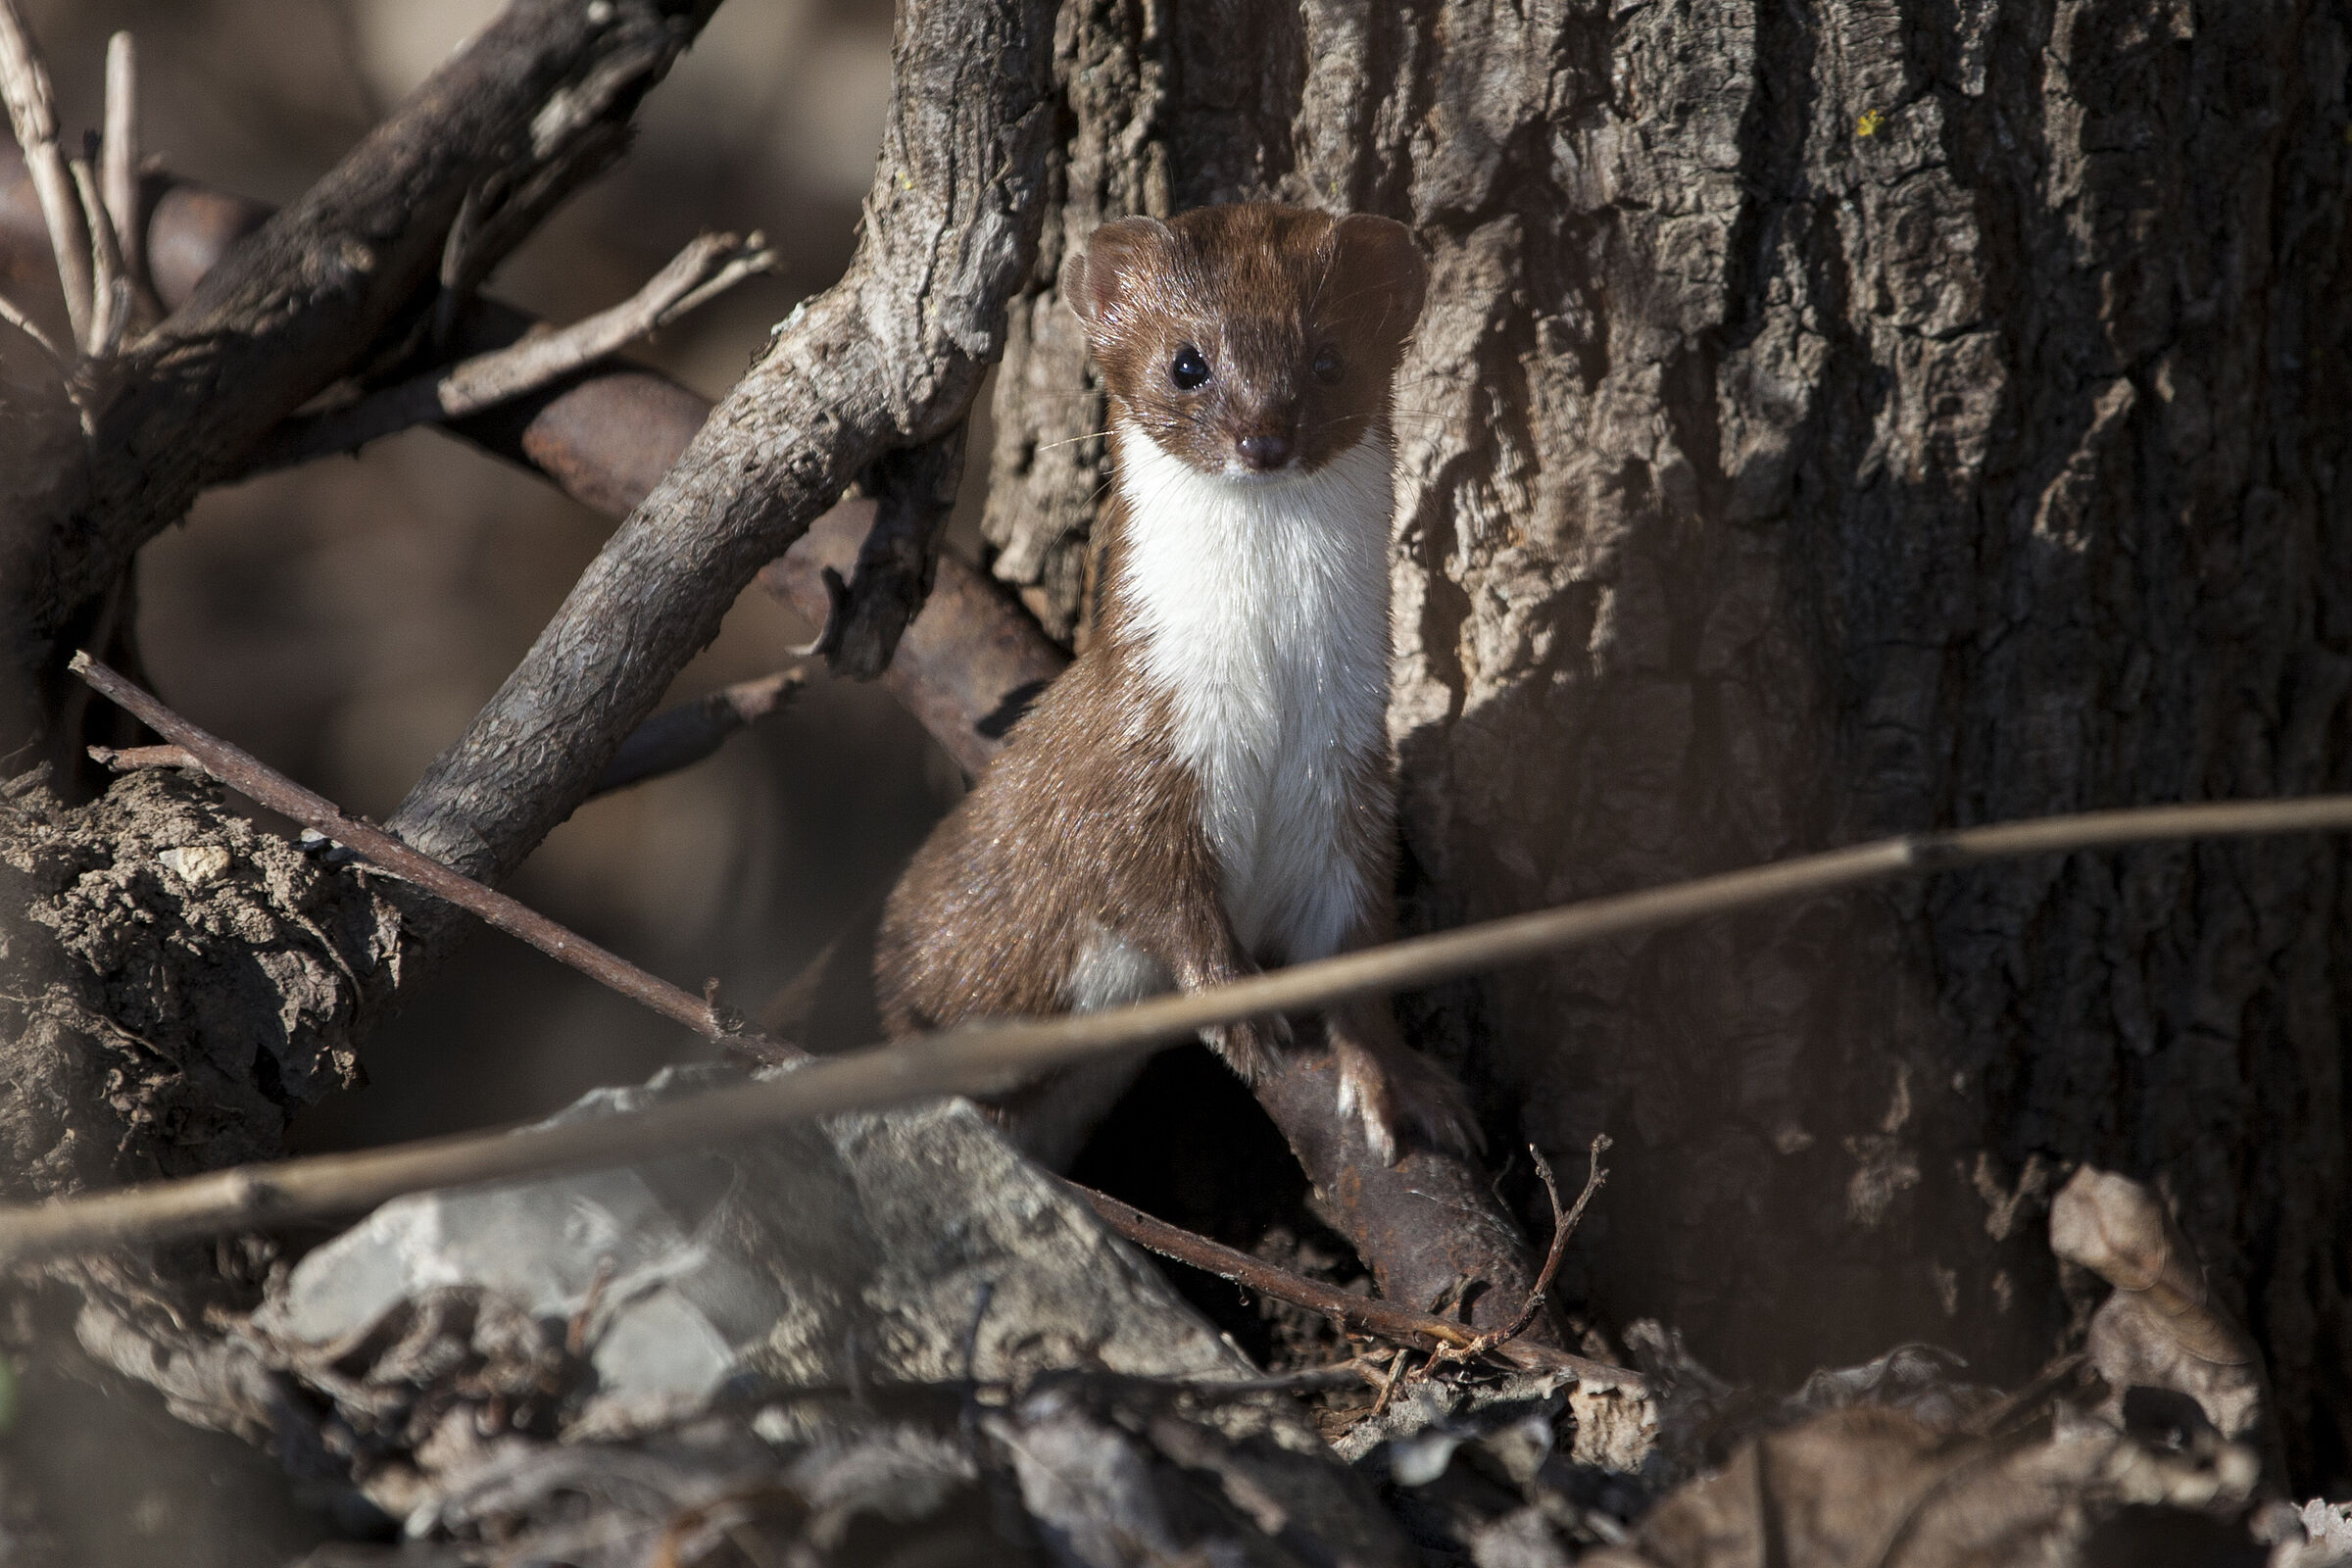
0, 0, 89, 345
4, 0, 721, 755
1422, 1138, 1608, 1372
590, 667, 808, 796
89, 668, 808, 804
1065, 1180, 1639, 1386
70, 653, 801, 1062
7, 792, 2352, 1277
84, 742, 193, 772
100, 32, 139, 300
381, 0, 1059, 894
0, 154, 1063, 784
246, 229, 778, 473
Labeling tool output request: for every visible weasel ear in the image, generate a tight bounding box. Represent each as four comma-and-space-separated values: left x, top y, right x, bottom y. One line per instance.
1330, 214, 1429, 340
1062, 216, 1175, 331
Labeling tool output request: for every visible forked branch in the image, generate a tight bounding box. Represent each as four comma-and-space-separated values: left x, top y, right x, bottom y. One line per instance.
7, 0, 725, 763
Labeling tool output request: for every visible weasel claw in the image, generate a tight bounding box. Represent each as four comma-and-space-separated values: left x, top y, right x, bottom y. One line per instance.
1334, 1038, 1481, 1165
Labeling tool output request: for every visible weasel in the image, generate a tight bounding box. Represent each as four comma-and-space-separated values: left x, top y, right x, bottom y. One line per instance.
874, 203, 1472, 1168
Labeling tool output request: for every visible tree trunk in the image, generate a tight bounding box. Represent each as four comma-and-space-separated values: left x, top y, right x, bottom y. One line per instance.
982, 0, 2352, 1485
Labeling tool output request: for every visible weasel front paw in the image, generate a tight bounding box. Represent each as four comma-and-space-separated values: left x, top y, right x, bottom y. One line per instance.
1332, 1035, 1482, 1165
1201, 1011, 1292, 1083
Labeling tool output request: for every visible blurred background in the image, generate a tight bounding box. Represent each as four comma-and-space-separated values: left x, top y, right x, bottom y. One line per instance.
18, 0, 963, 1150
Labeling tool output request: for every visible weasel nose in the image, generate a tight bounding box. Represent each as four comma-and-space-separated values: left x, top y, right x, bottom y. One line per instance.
1236, 431, 1293, 471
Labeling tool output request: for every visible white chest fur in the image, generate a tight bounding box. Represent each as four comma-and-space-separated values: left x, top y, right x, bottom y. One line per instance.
1114, 422, 1395, 963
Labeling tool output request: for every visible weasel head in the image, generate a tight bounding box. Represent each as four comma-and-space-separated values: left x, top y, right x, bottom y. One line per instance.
1062, 204, 1428, 483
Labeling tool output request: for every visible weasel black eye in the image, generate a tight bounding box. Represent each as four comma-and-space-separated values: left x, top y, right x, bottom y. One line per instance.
1311, 345, 1344, 384
1169, 344, 1211, 391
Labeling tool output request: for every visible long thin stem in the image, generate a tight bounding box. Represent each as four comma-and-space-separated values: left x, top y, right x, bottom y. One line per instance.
7, 742, 2352, 1271
69, 156, 124, 355
101, 32, 141, 299
1063, 1180, 1641, 1385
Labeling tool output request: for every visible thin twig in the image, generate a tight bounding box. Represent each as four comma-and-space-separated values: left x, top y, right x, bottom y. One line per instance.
86, 742, 196, 772
1370, 1348, 1414, 1418
0, 0, 90, 348
1065, 1182, 1637, 1384
101, 31, 146, 311
68, 156, 124, 356
1423, 1136, 1608, 1373
0, 284, 65, 368
92, 672, 806, 801
247, 230, 777, 473
591, 668, 806, 797
11, 757, 2352, 1278
70, 652, 802, 1064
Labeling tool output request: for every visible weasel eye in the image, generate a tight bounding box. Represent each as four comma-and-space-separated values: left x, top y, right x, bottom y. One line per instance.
1169, 344, 1211, 391
1311, 345, 1344, 384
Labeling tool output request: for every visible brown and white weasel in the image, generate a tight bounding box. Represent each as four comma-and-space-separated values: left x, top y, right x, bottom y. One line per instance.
874, 203, 1472, 1167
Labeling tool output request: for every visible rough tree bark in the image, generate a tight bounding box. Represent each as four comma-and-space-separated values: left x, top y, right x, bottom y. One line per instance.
981, 0, 2352, 1484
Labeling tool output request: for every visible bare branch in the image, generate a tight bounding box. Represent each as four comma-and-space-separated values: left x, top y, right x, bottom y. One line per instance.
245, 230, 778, 472
67, 157, 123, 356
1423, 1137, 1609, 1372
0, 155, 1061, 783
69, 653, 804, 1064
1064, 1181, 1640, 1384
8, 792, 2352, 1275
85, 742, 194, 772
88, 668, 808, 803
0, 0, 89, 345
0, 282, 64, 368
7, 0, 723, 756
100, 30, 145, 307
382, 0, 1060, 898
589, 667, 807, 796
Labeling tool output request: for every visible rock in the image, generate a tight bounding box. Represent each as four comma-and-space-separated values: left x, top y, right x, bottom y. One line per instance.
242, 1065, 1409, 1562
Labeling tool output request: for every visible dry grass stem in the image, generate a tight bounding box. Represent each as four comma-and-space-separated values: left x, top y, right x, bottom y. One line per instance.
1064, 1182, 1631, 1380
